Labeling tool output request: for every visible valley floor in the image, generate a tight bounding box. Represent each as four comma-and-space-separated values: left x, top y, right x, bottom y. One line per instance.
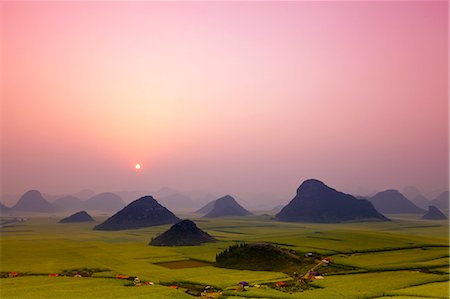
0, 214, 448, 298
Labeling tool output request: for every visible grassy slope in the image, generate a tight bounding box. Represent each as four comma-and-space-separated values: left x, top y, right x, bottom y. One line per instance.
0, 214, 448, 298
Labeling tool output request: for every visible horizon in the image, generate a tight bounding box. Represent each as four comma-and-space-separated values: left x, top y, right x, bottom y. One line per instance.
1, 179, 447, 211
2, 1, 449, 204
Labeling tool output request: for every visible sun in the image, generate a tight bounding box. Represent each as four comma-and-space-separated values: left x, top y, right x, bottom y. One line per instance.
135, 164, 141, 170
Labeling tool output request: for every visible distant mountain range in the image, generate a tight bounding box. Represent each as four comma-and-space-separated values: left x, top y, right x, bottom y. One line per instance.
276, 179, 388, 223
367, 190, 425, 214
3, 190, 126, 214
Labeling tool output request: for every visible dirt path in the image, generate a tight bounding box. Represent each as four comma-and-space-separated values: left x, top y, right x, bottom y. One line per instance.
301, 260, 323, 280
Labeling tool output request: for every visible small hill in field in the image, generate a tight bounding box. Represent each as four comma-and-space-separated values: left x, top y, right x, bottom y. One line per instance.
84, 192, 125, 212
203, 195, 252, 218
93, 196, 180, 231
150, 219, 216, 246
368, 190, 425, 214
430, 191, 449, 210
276, 179, 388, 223
422, 206, 448, 220
12, 190, 60, 213
59, 211, 95, 223
215, 243, 309, 272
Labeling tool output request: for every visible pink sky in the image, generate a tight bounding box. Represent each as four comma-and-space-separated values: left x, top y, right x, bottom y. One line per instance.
1, 1, 448, 202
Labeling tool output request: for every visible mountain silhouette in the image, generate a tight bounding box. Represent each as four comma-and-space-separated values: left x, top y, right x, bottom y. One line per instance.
421, 206, 447, 220
429, 191, 449, 210
59, 211, 95, 223
276, 179, 388, 223
150, 219, 216, 246
93, 196, 180, 231
12, 190, 60, 213
54, 196, 84, 211
203, 195, 252, 218
368, 190, 425, 214
84, 192, 125, 212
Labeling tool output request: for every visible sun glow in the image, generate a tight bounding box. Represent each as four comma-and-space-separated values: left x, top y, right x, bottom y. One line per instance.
135, 164, 141, 170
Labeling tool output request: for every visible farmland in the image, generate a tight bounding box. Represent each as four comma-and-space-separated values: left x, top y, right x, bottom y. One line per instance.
0, 214, 448, 298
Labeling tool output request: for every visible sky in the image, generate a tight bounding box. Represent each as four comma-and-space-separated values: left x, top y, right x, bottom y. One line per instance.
1, 1, 448, 204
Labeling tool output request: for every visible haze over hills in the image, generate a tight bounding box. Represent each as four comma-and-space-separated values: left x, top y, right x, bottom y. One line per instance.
401, 186, 430, 209
368, 190, 425, 214
3, 190, 127, 214
276, 179, 389, 223
150, 219, 216, 246
158, 193, 195, 211
93, 196, 180, 231
429, 191, 449, 210
72, 189, 96, 200
54, 196, 85, 211
203, 195, 252, 218
83, 193, 126, 212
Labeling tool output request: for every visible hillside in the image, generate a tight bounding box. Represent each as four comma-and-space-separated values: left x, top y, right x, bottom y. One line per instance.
368, 190, 425, 214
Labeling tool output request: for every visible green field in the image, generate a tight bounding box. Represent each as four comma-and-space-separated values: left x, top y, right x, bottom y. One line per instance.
0, 214, 448, 298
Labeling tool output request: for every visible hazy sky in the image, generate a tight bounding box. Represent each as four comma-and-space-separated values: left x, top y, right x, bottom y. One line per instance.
1, 1, 448, 201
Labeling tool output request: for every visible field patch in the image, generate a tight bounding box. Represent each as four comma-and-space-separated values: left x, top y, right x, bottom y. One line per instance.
386, 280, 449, 298
331, 247, 449, 271
1, 216, 449, 298
154, 259, 212, 269
0, 276, 191, 299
